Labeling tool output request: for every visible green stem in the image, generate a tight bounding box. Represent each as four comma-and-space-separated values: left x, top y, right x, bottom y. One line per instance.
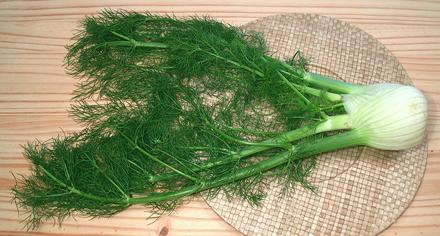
109, 31, 168, 48
107, 32, 352, 98
277, 71, 311, 106
129, 130, 364, 204
119, 132, 198, 182
180, 146, 236, 155
202, 117, 291, 149
151, 114, 351, 182
38, 129, 363, 206
203, 50, 265, 77
279, 68, 360, 94
87, 154, 128, 197
291, 83, 342, 102
224, 125, 282, 136
277, 71, 330, 119
185, 94, 286, 148
37, 127, 364, 207
109, 31, 264, 77
104, 40, 168, 49
266, 53, 360, 94
276, 68, 342, 103
305, 72, 360, 94
38, 165, 126, 204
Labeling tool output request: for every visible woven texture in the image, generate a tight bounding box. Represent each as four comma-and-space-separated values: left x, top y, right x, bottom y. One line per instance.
205, 14, 428, 236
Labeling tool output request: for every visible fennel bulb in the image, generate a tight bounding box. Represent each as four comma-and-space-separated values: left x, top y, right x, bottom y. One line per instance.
343, 84, 428, 150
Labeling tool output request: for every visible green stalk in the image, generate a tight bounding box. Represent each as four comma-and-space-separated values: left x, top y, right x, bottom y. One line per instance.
262, 55, 359, 94
119, 131, 198, 182
291, 83, 342, 102
36, 128, 364, 206
305, 72, 360, 94
109, 31, 168, 48
277, 71, 330, 119
38, 165, 127, 204
202, 117, 291, 149
128, 130, 365, 204
277, 71, 311, 106
107, 31, 354, 98
103, 40, 168, 49
203, 50, 265, 77
151, 114, 351, 182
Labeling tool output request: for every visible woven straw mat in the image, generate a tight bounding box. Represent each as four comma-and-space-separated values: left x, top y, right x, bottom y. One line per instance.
204, 14, 428, 236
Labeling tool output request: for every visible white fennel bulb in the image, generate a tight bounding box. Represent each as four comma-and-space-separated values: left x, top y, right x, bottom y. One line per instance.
342, 84, 428, 150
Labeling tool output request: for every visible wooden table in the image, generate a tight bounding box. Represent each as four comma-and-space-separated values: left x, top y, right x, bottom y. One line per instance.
0, 1, 439, 235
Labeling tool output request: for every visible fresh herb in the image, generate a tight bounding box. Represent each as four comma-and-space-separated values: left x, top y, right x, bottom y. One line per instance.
12, 10, 427, 230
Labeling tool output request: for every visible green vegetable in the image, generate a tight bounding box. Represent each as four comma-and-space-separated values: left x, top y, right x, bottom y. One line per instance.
12, 10, 427, 230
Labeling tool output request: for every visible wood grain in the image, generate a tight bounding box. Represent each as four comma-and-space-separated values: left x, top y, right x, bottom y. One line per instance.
0, 0, 439, 235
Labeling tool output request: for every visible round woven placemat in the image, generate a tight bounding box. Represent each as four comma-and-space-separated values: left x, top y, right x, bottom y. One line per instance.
204, 14, 428, 236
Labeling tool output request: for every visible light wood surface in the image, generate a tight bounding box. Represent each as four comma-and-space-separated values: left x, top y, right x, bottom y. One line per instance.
0, 1, 439, 235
